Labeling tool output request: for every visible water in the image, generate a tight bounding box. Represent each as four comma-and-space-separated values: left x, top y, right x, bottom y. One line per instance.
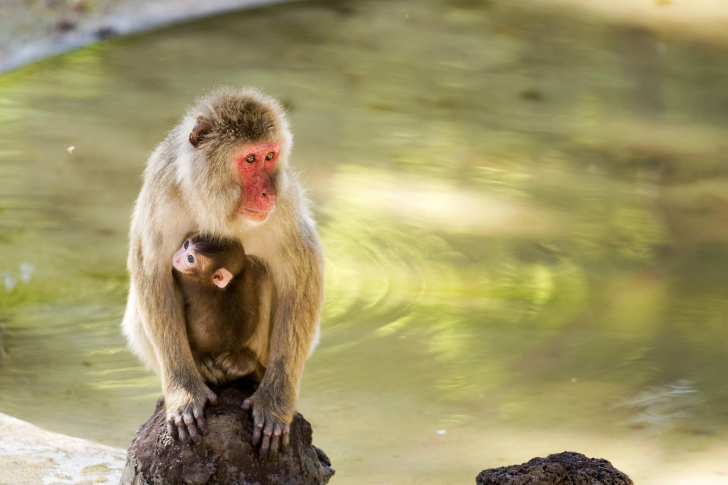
2, 0, 728, 483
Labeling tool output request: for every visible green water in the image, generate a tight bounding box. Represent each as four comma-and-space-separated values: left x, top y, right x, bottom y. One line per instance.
1, 0, 728, 483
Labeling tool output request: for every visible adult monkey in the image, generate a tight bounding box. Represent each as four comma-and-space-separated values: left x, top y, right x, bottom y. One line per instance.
122, 87, 323, 456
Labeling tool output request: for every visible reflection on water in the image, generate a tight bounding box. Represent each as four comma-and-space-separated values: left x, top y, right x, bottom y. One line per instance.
1, 0, 728, 483
618, 380, 706, 434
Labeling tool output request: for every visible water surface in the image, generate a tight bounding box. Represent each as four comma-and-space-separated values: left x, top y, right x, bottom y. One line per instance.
1, 1, 728, 483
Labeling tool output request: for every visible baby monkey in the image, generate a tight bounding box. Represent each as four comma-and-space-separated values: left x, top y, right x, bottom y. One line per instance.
172, 233, 272, 387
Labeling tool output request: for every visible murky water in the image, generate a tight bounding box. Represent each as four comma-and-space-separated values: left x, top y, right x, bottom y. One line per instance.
1, 0, 728, 483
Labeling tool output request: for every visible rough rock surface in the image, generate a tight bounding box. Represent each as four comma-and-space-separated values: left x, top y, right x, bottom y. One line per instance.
476, 451, 633, 485
120, 379, 334, 485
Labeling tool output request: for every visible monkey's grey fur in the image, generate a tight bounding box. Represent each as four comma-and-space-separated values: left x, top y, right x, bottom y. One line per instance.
122, 86, 323, 456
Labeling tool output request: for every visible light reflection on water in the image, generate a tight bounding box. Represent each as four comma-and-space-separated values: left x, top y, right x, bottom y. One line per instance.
1, 0, 728, 483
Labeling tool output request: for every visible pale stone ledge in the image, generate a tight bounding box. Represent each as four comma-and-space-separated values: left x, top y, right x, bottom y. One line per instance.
0, 412, 126, 485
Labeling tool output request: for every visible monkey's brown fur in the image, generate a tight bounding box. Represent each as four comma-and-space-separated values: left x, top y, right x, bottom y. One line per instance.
122, 87, 323, 455
174, 234, 271, 385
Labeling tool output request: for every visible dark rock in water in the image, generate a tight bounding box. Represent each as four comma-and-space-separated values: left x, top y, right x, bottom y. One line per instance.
476, 451, 633, 485
120, 379, 334, 485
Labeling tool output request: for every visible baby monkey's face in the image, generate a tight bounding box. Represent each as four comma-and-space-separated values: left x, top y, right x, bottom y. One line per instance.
173, 238, 201, 275
173, 237, 234, 289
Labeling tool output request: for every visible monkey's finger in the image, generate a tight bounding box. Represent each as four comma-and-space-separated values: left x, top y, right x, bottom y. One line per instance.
252, 421, 264, 445
184, 412, 202, 445
200, 389, 217, 407
282, 428, 290, 451
270, 425, 282, 455
214, 352, 230, 367
193, 406, 207, 435
200, 366, 218, 386
177, 425, 191, 445
166, 417, 178, 440
175, 416, 191, 445
259, 424, 274, 458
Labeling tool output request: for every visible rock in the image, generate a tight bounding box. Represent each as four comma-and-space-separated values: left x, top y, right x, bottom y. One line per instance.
476, 451, 633, 485
0, 412, 126, 484
121, 379, 334, 485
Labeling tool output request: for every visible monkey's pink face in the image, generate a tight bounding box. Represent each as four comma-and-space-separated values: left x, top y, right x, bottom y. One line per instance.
234, 142, 280, 222
173, 239, 199, 275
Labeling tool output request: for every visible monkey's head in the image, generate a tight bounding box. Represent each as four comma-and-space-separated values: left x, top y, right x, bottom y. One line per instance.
172, 233, 246, 290
179, 87, 292, 228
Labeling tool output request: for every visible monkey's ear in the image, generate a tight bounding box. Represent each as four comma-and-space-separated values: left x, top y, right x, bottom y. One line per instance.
212, 268, 233, 288
189, 116, 214, 148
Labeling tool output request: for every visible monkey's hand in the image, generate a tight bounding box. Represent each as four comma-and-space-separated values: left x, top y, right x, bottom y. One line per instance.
242, 387, 294, 457
165, 383, 217, 446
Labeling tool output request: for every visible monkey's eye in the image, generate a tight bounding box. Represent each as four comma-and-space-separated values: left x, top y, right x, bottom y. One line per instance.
187, 255, 194, 264
183, 240, 189, 249
245, 154, 255, 163
265, 152, 275, 161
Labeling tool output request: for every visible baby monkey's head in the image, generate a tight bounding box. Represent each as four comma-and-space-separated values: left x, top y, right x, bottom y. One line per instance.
173, 233, 246, 289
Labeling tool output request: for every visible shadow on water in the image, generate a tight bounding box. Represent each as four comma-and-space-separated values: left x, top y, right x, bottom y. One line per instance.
1, 0, 728, 483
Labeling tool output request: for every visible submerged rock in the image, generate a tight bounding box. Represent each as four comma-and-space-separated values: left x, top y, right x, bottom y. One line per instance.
476, 451, 633, 485
120, 379, 334, 485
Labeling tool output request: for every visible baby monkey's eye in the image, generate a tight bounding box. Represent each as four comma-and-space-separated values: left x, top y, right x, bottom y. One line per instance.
245, 154, 255, 163
265, 152, 275, 160
187, 255, 194, 264
183, 240, 189, 249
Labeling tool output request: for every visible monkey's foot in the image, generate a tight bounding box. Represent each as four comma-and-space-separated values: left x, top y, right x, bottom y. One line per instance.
165, 384, 217, 446
242, 389, 293, 458
196, 356, 227, 385
214, 351, 259, 382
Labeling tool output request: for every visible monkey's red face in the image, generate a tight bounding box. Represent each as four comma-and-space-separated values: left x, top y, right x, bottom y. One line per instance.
235, 142, 280, 222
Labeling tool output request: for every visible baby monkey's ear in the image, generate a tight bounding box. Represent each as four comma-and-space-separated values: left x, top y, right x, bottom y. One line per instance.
212, 268, 234, 288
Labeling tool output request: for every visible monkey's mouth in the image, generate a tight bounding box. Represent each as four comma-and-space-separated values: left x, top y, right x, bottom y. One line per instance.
240, 207, 271, 222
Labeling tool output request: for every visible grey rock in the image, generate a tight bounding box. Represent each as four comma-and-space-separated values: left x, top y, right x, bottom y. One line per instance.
476, 451, 633, 485
121, 379, 334, 485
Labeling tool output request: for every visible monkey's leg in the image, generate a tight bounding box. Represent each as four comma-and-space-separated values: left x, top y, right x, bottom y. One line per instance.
132, 268, 217, 446
121, 284, 160, 375
242, 238, 323, 458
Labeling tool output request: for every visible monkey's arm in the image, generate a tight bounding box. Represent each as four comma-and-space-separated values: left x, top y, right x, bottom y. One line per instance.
242, 221, 324, 457
128, 184, 216, 445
